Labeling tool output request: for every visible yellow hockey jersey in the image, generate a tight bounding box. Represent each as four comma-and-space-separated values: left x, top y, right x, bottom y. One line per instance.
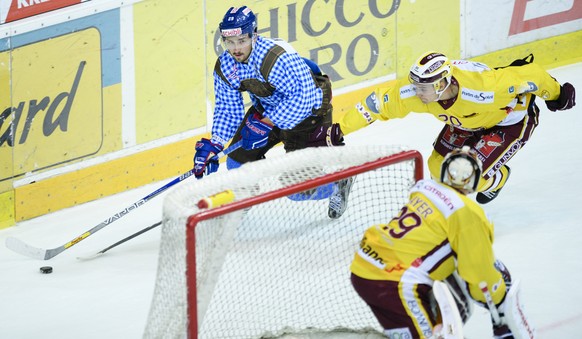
340, 61, 562, 134
350, 179, 507, 304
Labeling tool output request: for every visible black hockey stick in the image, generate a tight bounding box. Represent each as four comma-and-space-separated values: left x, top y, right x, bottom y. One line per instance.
76, 221, 162, 260
5, 140, 242, 260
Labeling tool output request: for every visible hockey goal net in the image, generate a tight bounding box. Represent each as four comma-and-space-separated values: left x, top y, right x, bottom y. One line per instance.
144, 145, 423, 339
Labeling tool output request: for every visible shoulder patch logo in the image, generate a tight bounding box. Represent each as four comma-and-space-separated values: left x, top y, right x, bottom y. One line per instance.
365, 93, 380, 113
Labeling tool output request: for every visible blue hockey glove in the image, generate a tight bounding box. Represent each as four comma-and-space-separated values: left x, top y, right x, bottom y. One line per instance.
193, 138, 223, 179
240, 112, 273, 150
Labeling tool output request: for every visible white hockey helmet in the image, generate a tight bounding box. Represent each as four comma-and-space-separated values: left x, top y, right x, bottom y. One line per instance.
409, 51, 453, 100
440, 146, 482, 194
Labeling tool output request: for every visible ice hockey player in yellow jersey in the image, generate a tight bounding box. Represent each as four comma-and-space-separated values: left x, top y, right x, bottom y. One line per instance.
350, 147, 534, 338
311, 51, 576, 203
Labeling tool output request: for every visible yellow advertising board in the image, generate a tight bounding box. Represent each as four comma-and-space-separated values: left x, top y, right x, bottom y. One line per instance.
203, 0, 460, 116
205, 1, 400, 90
0, 28, 103, 181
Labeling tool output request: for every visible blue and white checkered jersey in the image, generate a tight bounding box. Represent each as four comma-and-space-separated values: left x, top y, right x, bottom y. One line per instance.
210, 36, 323, 147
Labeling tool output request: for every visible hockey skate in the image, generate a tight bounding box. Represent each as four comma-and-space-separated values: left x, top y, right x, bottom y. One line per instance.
476, 166, 511, 204
328, 176, 355, 219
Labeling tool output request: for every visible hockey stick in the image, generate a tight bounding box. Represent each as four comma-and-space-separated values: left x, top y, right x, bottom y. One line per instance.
76, 221, 162, 260
5, 140, 242, 260
479, 281, 502, 325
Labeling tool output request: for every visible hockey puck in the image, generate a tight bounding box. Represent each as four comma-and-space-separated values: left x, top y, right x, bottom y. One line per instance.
40, 266, 53, 274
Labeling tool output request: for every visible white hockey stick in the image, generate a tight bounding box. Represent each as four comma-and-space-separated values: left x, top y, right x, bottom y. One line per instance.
479, 281, 502, 325
5, 141, 242, 260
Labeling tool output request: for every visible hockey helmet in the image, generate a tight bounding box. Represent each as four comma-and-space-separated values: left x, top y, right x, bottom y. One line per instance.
440, 146, 482, 194
219, 6, 257, 38
409, 51, 452, 100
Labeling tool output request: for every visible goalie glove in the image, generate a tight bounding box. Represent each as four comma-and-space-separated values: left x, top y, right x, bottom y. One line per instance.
193, 138, 223, 179
307, 123, 345, 147
545, 82, 576, 111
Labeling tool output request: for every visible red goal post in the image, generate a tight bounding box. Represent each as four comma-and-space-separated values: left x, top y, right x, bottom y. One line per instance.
144, 145, 423, 339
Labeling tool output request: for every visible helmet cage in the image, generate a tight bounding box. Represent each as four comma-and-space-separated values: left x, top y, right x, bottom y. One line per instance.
440, 146, 482, 194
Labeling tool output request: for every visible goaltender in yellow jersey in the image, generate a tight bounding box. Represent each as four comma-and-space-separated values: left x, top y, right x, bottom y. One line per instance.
350, 147, 531, 339
350, 178, 498, 286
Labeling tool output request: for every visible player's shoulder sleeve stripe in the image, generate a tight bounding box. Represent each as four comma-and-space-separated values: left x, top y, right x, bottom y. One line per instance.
410, 179, 465, 218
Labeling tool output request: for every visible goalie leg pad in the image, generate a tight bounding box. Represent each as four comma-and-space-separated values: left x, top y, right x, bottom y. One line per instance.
432, 280, 465, 339
502, 279, 536, 339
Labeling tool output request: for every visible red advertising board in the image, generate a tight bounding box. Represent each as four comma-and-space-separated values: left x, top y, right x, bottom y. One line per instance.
4, 0, 83, 23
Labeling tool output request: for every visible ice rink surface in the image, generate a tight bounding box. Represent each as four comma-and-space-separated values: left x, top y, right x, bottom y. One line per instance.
1, 62, 581, 339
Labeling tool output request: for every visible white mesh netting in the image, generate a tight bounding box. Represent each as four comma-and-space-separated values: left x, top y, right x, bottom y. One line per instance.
144, 145, 422, 339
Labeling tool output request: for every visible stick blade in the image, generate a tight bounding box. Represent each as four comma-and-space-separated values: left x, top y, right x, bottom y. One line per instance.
76, 251, 105, 261
5, 236, 48, 260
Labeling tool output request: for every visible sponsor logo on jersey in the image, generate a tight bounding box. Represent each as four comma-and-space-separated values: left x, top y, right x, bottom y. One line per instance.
442, 126, 472, 147
385, 327, 413, 339
406, 299, 433, 337
226, 64, 239, 80
486, 141, 522, 178
475, 132, 505, 157
365, 93, 380, 113
400, 84, 416, 99
508, 86, 515, 94
460, 88, 494, 103
383, 94, 389, 103
356, 102, 373, 123
411, 180, 464, 218
422, 185, 455, 211
411, 258, 423, 267
357, 244, 386, 269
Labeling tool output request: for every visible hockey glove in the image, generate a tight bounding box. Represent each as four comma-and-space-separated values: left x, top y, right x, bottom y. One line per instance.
306, 123, 345, 147
240, 112, 273, 150
193, 138, 223, 179
545, 82, 576, 111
